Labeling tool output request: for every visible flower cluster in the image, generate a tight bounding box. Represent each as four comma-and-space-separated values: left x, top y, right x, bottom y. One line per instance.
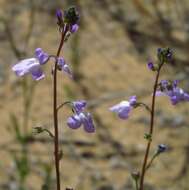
156, 80, 189, 105
56, 7, 79, 33
12, 49, 72, 80
67, 100, 95, 133
157, 47, 173, 63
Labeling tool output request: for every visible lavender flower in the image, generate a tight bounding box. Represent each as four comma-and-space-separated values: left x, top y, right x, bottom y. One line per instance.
12, 58, 45, 80
110, 96, 137, 119
67, 100, 95, 133
147, 61, 155, 71
156, 80, 189, 105
57, 57, 72, 78
12, 48, 49, 80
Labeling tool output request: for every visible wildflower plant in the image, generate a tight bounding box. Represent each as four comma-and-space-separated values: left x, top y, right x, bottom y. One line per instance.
110, 47, 189, 190
11, 3, 189, 190
12, 6, 95, 190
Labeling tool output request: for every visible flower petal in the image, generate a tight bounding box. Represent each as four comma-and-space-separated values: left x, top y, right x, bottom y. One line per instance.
129, 96, 137, 106
80, 113, 95, 133
31, 67, 45, 81
110, 101, 130, 112
35, 48, 49, 65
67, 115, 82, 129
73, 100, 87, 113
12, 58, 39, 77
70, 24, 79, 33
63, 64, 72, 78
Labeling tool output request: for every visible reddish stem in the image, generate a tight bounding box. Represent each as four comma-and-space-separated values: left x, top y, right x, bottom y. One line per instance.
53, 27, 68, 190
139, 65, 162, 190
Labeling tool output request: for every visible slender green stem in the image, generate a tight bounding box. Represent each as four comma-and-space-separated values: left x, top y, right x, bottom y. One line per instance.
137, 102, 152, 113
57, 101, 72, 111
135, 179, 139, 190
145, 153, 157, 171
139, 65, 162, 190
53, 26, 68, 190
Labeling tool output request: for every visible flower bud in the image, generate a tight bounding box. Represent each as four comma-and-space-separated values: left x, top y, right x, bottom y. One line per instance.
64, 6, 79, 25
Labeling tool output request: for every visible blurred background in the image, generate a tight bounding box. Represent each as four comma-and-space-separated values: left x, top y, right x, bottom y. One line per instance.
0, 0, 189, 189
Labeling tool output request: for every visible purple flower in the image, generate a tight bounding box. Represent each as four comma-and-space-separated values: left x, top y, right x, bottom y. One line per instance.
73, 100, 87, 113
67, 100, 95, 133
56, 9, 63, 20
12, 58, 45, 80
156, 80, 189, 105
70, 24, 79, 33
57, 57, 72, 78
110, 96, 137, 119
157, 144, 167, 154
147, 61, 155, 71
67, 112, 95, 133
35, 48, 49, 65
56, 9, 63, 26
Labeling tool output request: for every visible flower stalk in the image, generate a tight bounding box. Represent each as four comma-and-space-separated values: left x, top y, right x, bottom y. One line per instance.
53, 25, 68, 190
139, 65, 162, 190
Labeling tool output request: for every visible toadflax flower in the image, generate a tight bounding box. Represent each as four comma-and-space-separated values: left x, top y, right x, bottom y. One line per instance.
12, 48, 49, 80
12, 58, 45, 81
109, 96, 137, 119
67, 100, 95, 133
156, 80, 189, 105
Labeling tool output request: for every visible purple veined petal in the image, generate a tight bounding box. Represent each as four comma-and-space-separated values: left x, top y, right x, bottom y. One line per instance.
31, 67, 45, 81
63, 64, 72, 78
35, 48, 49, 65
79, 113, 95, 133
129, 96, 137, 106
38, 53, 49, 65
73, 100, 87, 113
57, 57, 66, 68
67, 114, 82, 129
70, 24, 79, 33
12, 58, 40, 77
35, 48, 43, 57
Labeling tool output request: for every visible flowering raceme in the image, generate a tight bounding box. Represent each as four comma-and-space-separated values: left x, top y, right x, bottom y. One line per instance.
109, 96, 137, 119
67, 100, 95, 133
156, 80, 189, 105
